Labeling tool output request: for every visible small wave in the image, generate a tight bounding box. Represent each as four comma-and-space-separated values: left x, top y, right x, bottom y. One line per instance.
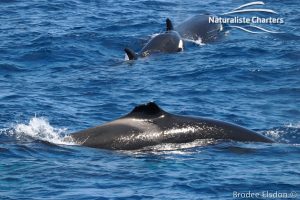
0, 63, 25, 73
3, 117, 76, 145
271, 32, 300, 41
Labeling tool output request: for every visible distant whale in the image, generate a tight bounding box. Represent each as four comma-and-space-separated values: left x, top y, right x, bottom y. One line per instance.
174, 2, 282, 43
124, 19, 183, 60
71, 102, 274, 150
175, 13, 224, 43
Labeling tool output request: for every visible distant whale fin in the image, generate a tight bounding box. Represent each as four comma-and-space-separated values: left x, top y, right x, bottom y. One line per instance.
125, 102, 166, 118
124, 48, 138, 60
166, 18, 174, 31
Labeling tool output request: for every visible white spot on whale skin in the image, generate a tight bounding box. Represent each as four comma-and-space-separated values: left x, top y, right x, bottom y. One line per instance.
124, 53, 129, 61
178, 39, 183, 50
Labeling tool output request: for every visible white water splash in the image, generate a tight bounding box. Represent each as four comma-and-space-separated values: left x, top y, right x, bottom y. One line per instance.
264, 129, 293, 143
184, 38, 205, 46
263, 123, 300, 144
264, 129, 283, 140
285, 122, 300, 129
9, 117, 76, 145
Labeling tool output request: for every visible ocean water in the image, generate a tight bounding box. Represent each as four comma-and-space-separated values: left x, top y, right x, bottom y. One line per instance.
0, 0, 300, 199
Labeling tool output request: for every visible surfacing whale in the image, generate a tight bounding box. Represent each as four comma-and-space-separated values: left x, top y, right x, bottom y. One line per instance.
124, 19, 183, 60
71, 102, 274, 150
175, 13, 224, 43
174, 2, 282, 43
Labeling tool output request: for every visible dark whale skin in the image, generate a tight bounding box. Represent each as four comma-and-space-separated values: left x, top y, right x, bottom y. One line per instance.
71, 102, 274, 150
176, 13, 223, 43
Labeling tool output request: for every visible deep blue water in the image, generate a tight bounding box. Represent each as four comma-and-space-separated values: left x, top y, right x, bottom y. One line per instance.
1, 0, 300, 199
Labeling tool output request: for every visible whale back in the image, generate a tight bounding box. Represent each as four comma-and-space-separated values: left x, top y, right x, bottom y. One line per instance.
72, 102, 274, 150
139, 31, 183, 57
124, 19, 182, 60
176, 13, 223, 42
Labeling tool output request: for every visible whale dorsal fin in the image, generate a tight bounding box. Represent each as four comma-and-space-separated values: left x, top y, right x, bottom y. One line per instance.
166, 18, 174, 31
124, 48, 138, 60
126, 102, 166, 118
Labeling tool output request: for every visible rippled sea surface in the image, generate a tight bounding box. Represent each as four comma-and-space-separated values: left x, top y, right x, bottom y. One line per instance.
1, 0, 300, 199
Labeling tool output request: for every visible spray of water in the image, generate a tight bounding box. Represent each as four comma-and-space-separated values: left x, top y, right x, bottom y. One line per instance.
6, 117, 76, 145
184, 38, 205, 46
286, 122, 300, 129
